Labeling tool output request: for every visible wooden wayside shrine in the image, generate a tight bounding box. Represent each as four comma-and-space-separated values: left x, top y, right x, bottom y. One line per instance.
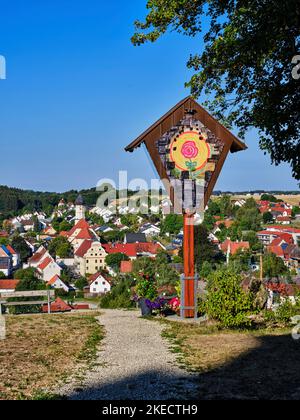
126, 96, 247, 318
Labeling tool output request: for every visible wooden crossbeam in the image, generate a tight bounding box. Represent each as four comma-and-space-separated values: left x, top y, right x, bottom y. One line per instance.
0, 290, 55, 314
0, 290, 55, 299
3, 301, 48, 306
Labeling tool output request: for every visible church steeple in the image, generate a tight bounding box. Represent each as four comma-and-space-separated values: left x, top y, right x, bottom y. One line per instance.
75, 194, 86, 222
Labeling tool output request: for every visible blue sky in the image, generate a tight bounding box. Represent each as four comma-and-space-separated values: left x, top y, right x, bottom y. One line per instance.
0, 0, 298, 192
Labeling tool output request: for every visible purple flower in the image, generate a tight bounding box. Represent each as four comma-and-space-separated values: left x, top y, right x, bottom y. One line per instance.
145, 298, 166, 310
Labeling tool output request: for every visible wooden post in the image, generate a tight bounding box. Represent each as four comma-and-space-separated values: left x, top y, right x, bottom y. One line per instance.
47, 290, 51, 314
183, 212, 195, 318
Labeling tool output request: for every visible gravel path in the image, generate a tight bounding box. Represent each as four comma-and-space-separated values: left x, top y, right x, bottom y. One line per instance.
60, 309, 199, 400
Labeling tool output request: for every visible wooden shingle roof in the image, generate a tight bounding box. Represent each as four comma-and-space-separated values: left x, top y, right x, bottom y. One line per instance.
125, 96, 247, 153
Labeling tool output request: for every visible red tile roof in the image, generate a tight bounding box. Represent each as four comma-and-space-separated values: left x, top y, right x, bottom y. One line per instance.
257, 230, 278, 236
215, 219, 234, 228
75, 228, 94, 240
47, 275, 61, 286
275, 233, 294, 244
220, 240, 250, 255
266, 282, 300, 297
89, 272, 111, 285
267, 245, 285, 257
259, 201, 270, 206
68, 219, 90, 236
60, 231, 69, 238
75, 240, 92, 258
270, 237, 284, 247
136, 242, 163, 255
38, 256, 53, 271
103, 243, 137, 257
120, 260, 133, 273
29, 248, 47, 263
42, 298, 72, 313
0, 280, 19, 290
259, 206, 270, 214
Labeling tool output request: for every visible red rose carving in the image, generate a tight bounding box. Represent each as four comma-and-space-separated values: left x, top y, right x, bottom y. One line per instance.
181, 141, 199, 159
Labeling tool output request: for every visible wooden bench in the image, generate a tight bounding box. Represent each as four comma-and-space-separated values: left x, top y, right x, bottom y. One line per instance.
0, 290, 55, 314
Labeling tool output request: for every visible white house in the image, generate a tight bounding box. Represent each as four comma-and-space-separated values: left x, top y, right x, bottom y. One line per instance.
140, 223, 161, 237
86, 272, 111, 296
6, 245, 20, 268
47, 275, 69, 292
96, 226, 114, 234
233, 199, 246, 208
37, 257, 62, 282
27, 246, 50, 268
21, 220, 35, 232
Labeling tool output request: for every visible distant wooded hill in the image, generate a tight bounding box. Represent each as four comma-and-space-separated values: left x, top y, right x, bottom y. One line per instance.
0, 185, 146, 220
0, 185, 100, 218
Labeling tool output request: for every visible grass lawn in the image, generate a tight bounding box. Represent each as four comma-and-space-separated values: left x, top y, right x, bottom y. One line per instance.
162, 320, 300, 400
0, 312, 103, 400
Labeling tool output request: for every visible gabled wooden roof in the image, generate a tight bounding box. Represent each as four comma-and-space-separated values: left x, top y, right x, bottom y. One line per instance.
125, 96, 247, 153
125, 96, 247, 206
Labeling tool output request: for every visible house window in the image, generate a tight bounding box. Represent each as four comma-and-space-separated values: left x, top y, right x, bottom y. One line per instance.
102, 281, 106, 285
95, 281, 98, 285
93, 288, 97, 292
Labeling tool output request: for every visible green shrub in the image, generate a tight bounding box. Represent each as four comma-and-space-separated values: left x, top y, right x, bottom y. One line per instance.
205, 268, 254, 328
100, 278, 135, 309
264, 300, 300, 325
275, 300, 299, 323
54, 289, 75, 299
135, 274, 158, 301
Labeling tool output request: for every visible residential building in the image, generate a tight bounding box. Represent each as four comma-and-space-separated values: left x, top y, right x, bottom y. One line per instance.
47, 275, 70, 292
27, 246, 50, 268
37, 257, 62, 282
64, 219, 99, 250
6, 245, 20, 268
139, 223, 161, 237
85, 272, 111, 296
220, 239, 250, 255
266, 282, 300, 310
75, 240, 107, 276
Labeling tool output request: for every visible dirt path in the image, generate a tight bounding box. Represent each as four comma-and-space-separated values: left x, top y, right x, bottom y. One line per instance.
60, 309, 199, 400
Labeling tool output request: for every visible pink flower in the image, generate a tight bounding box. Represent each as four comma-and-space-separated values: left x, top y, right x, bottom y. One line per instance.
181, 141, 199, 159
170, 297, 180, 309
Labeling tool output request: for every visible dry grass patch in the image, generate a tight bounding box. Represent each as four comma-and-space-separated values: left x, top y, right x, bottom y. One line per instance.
162, 321, 300, 399
0, 312, 103, 400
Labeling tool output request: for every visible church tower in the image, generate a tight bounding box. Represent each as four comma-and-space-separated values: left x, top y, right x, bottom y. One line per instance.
75, 194, 86, 222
